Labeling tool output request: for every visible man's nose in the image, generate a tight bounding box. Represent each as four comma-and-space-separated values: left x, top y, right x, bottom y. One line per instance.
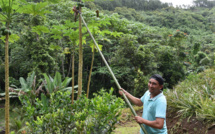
149, 83, 153, 87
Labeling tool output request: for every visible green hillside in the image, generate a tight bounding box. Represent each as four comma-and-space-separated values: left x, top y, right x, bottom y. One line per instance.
0, 0, 215, 133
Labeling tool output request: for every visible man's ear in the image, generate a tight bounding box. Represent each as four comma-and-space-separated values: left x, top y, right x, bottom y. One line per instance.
160, 85, 163, 90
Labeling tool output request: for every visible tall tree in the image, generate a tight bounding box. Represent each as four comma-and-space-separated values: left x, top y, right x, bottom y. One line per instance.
0, 0, 21, 133
85, 16, 111, 98
1, 1, 12, 134
63, 20, 79, 103
86, 22, 99, 98
4, 27, 10, 134
77, 0, 83, 99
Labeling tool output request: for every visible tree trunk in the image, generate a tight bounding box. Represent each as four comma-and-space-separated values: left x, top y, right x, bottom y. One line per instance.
77, 2, 83, 99
5, 30, 10, 134
60, 39, 65, 78
67, 52, 73, 77
71, 51, 75, 104
87, 45, 95, 98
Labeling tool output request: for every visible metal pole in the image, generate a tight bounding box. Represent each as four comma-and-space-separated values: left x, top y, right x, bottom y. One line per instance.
79, 13, 148, 134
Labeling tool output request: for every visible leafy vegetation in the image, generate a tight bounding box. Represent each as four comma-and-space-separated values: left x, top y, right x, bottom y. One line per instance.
166, 68, 215, 121
0, 0, 214, 96
18, 88, 124, 133
0, 0, 215, 132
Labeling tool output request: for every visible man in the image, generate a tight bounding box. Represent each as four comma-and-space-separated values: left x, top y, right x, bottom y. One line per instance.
119, 74, 167, 134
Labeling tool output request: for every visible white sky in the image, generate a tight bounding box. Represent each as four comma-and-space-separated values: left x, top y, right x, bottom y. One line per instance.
160, 0, 194, 7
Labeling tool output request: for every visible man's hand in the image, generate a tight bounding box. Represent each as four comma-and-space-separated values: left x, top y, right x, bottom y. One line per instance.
135, 116, 144, 124
119, 88, 127, 96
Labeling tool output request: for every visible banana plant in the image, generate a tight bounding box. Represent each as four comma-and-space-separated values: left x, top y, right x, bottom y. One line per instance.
0, 72, 43, 98
43, 72, 78, 95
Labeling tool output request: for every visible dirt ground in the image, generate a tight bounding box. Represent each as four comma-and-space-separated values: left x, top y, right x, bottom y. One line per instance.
114, 108, 215, 134
135, 109, 215, 134
166, 109, 215, 134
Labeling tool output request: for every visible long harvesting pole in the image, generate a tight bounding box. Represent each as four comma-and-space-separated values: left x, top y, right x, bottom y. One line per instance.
79, 13, 148, 134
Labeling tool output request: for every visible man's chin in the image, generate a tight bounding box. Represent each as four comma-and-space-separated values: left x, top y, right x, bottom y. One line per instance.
149, 89, 154, 93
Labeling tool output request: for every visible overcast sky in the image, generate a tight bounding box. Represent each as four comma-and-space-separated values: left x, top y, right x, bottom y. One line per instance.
160, 0, 194, 7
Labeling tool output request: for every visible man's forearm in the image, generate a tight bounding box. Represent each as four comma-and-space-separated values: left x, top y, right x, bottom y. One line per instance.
119, 88, 143, 106
135, 116, 164, 129
124, 91, 143, 106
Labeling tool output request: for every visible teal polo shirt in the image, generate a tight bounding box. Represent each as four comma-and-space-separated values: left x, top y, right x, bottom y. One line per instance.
140, 90, 167, 134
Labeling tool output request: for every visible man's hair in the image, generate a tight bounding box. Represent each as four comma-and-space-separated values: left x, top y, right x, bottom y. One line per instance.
150, 74, 164, 90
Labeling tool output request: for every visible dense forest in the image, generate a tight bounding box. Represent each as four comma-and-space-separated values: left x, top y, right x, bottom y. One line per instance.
1, 0, 214, 96
0, 0, 215, 133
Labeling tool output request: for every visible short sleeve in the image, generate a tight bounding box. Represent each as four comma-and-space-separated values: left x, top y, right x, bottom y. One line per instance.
155, 97, 167, 118
140, 90, 149, 103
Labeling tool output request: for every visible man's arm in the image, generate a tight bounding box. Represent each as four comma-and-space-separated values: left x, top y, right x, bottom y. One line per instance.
119, 88, 143, 106
135, 116, 164, 129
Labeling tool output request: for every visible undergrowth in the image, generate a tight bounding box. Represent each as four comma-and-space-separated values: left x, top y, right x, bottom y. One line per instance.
166, 67, 215, 121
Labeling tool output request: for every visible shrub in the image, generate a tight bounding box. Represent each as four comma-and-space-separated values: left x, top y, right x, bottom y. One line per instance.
20, 88, 124, 133
166, 68, 215, 121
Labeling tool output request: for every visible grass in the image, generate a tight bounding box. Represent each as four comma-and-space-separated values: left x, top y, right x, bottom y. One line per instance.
112, 106, 142, 134
113, 121, 140, 134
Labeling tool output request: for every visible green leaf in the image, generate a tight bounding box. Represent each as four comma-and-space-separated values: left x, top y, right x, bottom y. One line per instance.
100, 38, 112, 44
26, 72, 35, 88
49, 44, 62, 51
54, 72, 62, 88
8, 34, 20, 43
0, 32, 20, 43
61, 77, 71, 87
0, 0, 25, 24
50, 25, 65, 39
20, 2, 51, 16
43, 73, 53, 93
0, 92, 18, 96
32, 25, 49, 35
61, 85, 78, 92
41, 93, 49, 110
19, 77, 27, 90
89, 43, 103, 52
100, 30, 112, 36
64, 20, 78, 28
111, 31, 123, 37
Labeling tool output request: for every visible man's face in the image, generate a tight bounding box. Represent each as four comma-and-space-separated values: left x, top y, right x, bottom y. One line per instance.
148, 78, 163, 94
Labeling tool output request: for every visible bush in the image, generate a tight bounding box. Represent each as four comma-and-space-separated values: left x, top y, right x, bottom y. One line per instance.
166, 68, 215, 121
20, 88, 124, 133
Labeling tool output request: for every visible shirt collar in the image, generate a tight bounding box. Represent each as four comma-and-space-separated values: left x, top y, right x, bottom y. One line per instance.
148, 91, 163, 101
